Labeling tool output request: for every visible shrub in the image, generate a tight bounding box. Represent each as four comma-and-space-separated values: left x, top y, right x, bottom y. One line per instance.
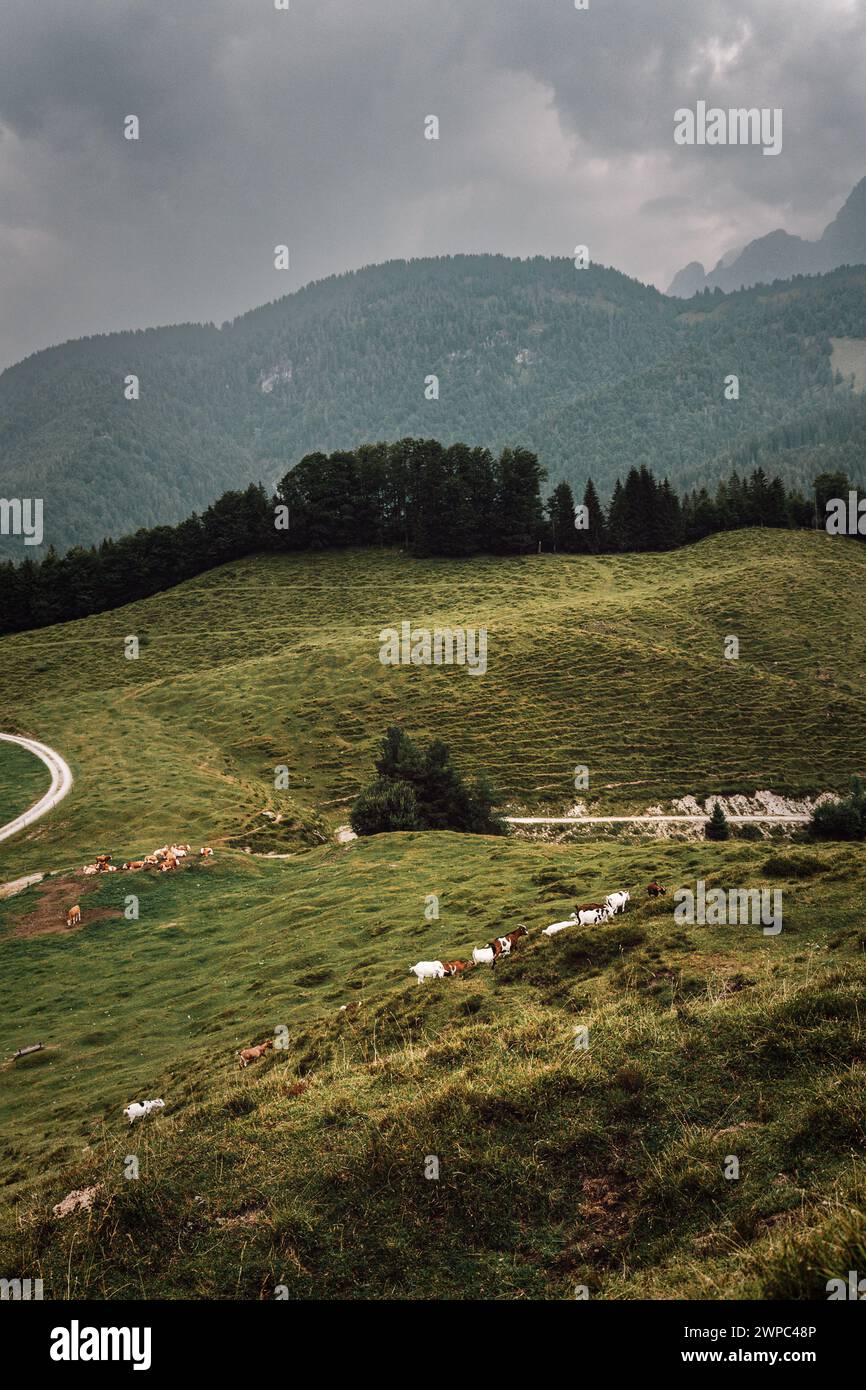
808, 793, 864, 842
350, 778, 420, 835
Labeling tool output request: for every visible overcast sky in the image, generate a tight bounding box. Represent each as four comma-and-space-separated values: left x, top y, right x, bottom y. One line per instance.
1, 0, 864, 370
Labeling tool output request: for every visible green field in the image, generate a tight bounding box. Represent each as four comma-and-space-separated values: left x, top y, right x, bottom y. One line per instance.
0, 739, 50, 829
1, 532, 865, 1299
1, 530, 865, 883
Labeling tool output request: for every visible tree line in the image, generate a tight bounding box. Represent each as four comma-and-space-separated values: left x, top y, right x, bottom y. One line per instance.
0, 437, 861, 635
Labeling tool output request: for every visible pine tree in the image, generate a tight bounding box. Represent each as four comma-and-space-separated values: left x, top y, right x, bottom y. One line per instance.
705, 801, 731, 841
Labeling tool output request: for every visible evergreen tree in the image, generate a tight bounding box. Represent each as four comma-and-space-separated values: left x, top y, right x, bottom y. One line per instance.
705, 801, 731, 841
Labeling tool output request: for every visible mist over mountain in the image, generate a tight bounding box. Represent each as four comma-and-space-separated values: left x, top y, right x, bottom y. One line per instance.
668, 177, 866, 296
3, 254, 866, 559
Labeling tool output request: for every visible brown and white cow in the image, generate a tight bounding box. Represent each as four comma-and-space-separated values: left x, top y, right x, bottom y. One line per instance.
160, 852, 178, 873
200, 847, 214, 858
66, 905, 81, 927
238, 1039, 274, 1068
122, 860, 146, 871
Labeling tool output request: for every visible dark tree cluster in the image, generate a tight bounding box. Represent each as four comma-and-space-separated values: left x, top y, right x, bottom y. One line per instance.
0, 440, 861, 636
350, 726, 504, 837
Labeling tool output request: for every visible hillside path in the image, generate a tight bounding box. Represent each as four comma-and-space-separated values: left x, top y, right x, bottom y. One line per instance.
505, 813, 809, 826
0, 733, 73, 844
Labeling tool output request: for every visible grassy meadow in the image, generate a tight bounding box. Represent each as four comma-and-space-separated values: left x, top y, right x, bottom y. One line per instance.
0, 740, 51, 830
1, 531, 865, 1299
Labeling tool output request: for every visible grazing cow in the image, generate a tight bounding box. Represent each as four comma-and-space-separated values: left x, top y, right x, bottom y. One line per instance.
66, 905, 81, 927
409, 960, 446, 983
200, 846, 214, 858
237, 1040, 274, 1068
123, 1098, 165, 1124
543, 914, 578, 937
605, 890, 630, 915
647, 882, 667, 897
441, 960, 471, 977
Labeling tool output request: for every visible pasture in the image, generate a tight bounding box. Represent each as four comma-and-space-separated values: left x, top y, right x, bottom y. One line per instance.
1, 530, 866, 882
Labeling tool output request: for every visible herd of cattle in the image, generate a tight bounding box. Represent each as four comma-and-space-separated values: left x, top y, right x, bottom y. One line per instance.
409, 883, 666, 982
67, 844, 215, 927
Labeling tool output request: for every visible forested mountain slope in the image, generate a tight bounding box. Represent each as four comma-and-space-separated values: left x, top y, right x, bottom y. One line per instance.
3, 257, 866, 557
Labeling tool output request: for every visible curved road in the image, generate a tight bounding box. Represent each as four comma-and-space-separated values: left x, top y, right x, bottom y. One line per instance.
0, 733, 73, 844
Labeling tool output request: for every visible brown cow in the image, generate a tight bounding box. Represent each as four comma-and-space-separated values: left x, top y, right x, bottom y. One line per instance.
647, 883, 667, 898
66, 905, 81, 927
160, 852, 179, 873
238, 1040, 274, 1068
122, 861, 146, 871
200, 846, 214, 858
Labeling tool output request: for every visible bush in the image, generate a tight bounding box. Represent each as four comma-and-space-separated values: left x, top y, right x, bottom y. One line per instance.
808, 778, 865, 841
350, 778, 420, 835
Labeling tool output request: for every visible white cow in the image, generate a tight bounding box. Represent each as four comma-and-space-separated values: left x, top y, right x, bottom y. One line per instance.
605, 891, 630, 915
409, 960, 445, 983
123, 1098, 165, 1125
543, 914, 578, 937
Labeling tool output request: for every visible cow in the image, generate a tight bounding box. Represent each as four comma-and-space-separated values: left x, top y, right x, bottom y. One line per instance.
647, 882, 667, 897
441, 960, 472, 976
605, 890, 630, 915
82, 864, 98, 876
122, 861, 146, 871
409, 960, 445, 982
66, 905, 81, 927
200, 846, 214, 858
123, 1098, 165, 1124
95, 854, 112, 872
170, 844, 190, 859
160, 852, 178, 873
237, 1040, 274, 1068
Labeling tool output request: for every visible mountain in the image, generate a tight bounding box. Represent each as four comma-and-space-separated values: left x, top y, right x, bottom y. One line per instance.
4, 254, 866, 558
668, 176, 866, 296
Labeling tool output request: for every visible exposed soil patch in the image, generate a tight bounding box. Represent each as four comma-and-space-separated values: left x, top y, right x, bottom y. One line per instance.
4, 872, 123, 939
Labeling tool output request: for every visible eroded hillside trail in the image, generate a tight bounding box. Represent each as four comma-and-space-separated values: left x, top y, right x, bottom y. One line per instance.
0, 733, 73, 845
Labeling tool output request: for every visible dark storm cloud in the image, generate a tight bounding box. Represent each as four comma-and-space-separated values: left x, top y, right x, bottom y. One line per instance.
1, 0, 864, 368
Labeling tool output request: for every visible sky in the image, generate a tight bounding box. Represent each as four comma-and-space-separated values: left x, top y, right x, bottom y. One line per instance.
1, 0, 864, 370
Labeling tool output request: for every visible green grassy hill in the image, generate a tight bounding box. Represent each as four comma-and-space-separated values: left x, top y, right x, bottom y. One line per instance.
1, 534, 865, 1299
1, 530, 865, 883
0, 740, 50, 828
